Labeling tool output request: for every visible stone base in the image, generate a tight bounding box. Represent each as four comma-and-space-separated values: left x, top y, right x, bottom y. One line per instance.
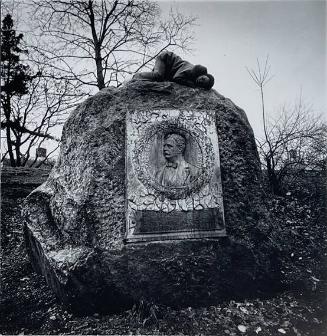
24, 225, 133, 314
25, 221, 279, 313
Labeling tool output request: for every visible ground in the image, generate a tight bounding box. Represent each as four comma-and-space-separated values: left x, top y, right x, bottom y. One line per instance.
0, 167, 326, 335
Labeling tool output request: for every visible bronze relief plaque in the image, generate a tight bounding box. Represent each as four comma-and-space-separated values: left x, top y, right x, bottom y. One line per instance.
125, 109, 226, 242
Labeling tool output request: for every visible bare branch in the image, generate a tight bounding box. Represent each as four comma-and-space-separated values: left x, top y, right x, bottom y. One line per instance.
31, 0, 197, 91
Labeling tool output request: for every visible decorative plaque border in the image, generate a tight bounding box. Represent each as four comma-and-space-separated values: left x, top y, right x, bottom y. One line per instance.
125, 109, 226, 243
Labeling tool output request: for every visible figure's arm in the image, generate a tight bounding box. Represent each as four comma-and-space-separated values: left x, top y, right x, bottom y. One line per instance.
132, 72, 163, 81
174, 78, 196, 88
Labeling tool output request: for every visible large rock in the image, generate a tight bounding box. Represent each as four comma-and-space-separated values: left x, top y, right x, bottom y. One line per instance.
23, 80, 279, 313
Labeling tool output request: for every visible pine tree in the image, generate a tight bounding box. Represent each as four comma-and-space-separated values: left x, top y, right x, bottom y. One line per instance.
1, 14, 33, 166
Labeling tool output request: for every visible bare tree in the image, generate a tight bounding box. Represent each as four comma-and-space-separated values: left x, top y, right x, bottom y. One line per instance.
1, 66, 82, 166
304, 123, 327, 172
0, 10, 84, 167
31, 0, 196, 91
257, 100, 326, 194
246, 56, 274, 145
247, 58, 326, 194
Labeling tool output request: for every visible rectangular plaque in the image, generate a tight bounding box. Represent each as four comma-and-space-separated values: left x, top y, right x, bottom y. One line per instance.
125, 109, 226, 243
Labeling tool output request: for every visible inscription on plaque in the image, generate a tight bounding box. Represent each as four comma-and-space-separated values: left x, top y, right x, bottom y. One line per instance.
126, 109, 226, 242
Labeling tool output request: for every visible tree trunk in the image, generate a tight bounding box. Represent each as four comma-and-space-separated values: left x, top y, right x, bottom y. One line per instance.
15, 134, 22, 166
266, 157, 282, 195
3, 98, 16, 166
5, 124, 16, 166
95, 48, 105, 90
270, 172, 282, 195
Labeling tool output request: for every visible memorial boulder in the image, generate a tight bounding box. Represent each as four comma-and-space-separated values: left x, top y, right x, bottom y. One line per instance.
23, 80, 278, 313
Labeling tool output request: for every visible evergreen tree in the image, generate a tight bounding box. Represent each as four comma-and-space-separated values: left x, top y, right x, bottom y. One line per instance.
1, 14, 33, 166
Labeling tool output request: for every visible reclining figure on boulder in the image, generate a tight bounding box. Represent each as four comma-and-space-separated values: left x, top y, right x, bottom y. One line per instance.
133, 51, 215, 90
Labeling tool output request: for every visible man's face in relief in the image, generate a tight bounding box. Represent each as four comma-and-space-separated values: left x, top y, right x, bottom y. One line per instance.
163, 137, 183, 161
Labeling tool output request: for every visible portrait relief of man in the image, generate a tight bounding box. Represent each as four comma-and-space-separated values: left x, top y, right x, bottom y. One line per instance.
155, 133, 198, 188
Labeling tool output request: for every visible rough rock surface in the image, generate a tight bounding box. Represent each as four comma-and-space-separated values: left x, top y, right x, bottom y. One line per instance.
23, 80, 278, 313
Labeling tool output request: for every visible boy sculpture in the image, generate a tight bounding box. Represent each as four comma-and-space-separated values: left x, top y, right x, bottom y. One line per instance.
133, 51, 215, 90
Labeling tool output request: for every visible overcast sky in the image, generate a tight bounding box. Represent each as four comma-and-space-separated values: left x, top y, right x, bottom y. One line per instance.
159, 0, 326, 138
